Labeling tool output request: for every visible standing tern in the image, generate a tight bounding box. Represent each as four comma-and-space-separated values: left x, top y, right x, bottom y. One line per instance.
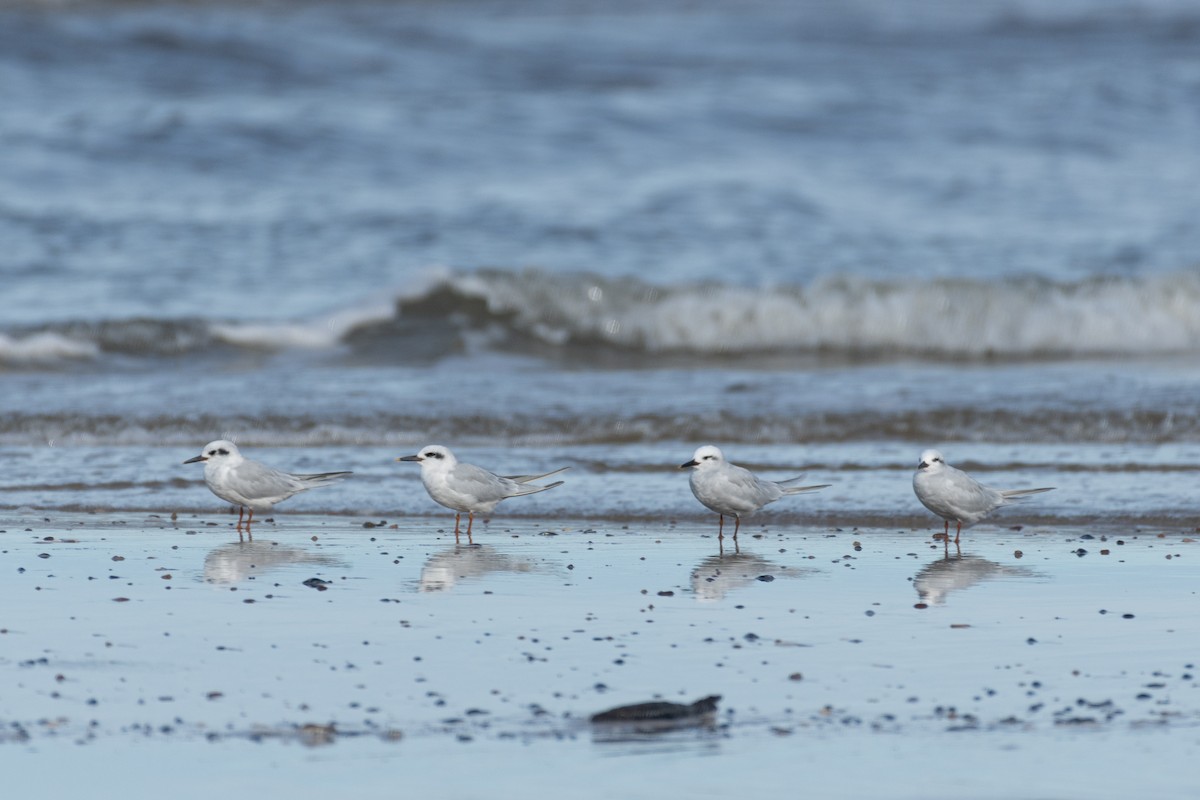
184, 440, 351, 532
680, 445, 830, 541
397, 444, 567, 542
912, 449, 1053, 543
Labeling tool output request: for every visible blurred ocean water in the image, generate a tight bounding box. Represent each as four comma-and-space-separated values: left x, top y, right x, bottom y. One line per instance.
1, 0, 1198, 520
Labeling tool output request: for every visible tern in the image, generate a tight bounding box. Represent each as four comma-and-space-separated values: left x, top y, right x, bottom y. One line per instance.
912, 449, 1053, 543
184, 440, 351, 532
398, 445, 567, 541
680, 445, 830, 540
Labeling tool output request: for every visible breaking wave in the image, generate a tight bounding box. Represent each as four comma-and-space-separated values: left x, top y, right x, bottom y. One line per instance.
3, 268, 1199, 367
391, 268, 1200, 359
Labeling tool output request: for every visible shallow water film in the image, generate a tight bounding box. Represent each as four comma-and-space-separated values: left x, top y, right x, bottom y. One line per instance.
3, 0, 1200, 796
3, 513, 1199, 798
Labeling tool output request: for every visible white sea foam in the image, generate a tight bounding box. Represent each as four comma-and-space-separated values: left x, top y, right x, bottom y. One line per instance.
5, 268, 1199, 364
434, 268, 1200, 358
210, 297, 398, 350
0, 331, 98, 364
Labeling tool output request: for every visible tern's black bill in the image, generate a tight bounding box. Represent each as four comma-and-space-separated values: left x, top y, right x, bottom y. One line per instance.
680, 460, 699, 469
396, 455, 423, 462
183, 455, 207, 464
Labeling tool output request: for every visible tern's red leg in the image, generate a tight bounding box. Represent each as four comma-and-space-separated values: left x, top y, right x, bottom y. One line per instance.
733, 517, 741, 538
466, 512, 475, 544
954, 521, 961, 545
236, 506, 245, 527
717, 515, 725, 540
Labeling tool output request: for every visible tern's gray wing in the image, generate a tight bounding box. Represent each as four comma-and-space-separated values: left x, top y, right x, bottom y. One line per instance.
452, 462, 523, 502
736, 467, 784, 505
458, 462, 565, 500
703, 465, 781, 515
929, 467, 1005, 521
502, 467, 570, 484
230, 459, 308, 502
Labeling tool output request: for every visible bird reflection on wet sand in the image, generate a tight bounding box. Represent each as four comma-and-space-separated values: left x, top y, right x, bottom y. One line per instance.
203, 540, 344, 584
690, 552, 811, 602
419, 544, 538, 592
913, 552, 1033, 606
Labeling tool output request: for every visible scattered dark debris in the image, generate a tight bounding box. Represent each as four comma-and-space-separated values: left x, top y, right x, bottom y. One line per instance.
1054, 716, 1100, 727
226, 722, 403, 747
303, 577, 331, 591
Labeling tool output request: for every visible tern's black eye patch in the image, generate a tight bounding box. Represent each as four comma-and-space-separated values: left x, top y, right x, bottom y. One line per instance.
217, 448, 230, 456
425, 451, 443, 459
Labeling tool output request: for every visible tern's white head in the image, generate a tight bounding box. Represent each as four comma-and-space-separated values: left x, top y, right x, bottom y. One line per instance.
183, 439, 243, 466
917, 449, 946, 472
397, 444, 458, 471
681, 445, 726, 470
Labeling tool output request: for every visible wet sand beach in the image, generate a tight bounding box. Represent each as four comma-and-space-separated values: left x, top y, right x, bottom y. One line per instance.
3, 512, 1198, 798
4, 0, 1200, 796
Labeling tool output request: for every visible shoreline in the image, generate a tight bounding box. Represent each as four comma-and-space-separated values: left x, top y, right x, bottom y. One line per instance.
3, 506, 1196, 535
3, 512, 1198, 797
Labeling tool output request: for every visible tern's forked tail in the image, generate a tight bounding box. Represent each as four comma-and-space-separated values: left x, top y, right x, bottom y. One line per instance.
296, 470, 353, 487
508, 479, 565, 497
503, 467, 570, 484
1000, 486, 1054, 499
780, 482, 832, 496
